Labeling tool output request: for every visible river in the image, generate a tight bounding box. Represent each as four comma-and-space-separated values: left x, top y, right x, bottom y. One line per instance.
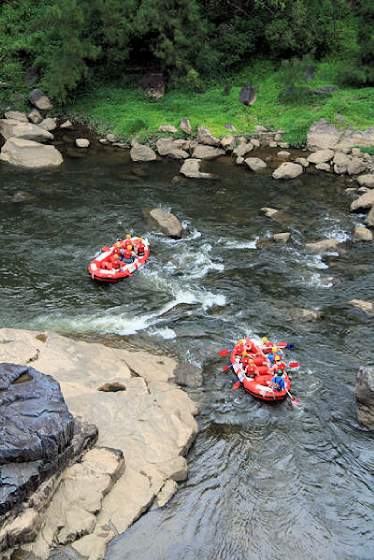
0, 143, 373, 560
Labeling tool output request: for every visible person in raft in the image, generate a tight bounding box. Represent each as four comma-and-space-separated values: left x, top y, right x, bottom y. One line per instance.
136, 237, 146, 256
232, 356, 250, 384
272, 369, 286, 392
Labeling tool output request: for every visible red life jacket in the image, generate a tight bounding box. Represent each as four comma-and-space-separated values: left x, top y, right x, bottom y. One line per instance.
138, 243, 145, 253
124, 249, 132, 259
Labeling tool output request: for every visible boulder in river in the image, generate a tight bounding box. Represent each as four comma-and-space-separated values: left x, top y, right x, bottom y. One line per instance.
245, 157, 267, 172
233, 141, 253, 158
60, 119, 73, 129
180, 158, 214, 179
272, 162, 303, 180
29, 88, 53, 111
272, 232, 291, 243
353, 225, 373, 242
307, 149, 334, 164
366, 206, 374, 227
348, 299, 373, 314
333, 151, 350, 174
149, 207, 183, 238
295, 157, 309, 168
356, 366, 374, 429
305, 238, 341, 253
0, 137, 63, 168
196, 126, 219, 147
357, 174, 374, 189
4, 110, 28, 122
130, 143, 157, 162
174, 363, 203, 388
350, 190, 374, 212
0, 119, 53, 142
192, 144, 224, 160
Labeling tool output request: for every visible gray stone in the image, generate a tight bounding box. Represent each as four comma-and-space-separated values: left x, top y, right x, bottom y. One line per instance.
75, 138, 90, 148
29, 89, 53, 111
277, 150, 290, 159
366, 206, 374, 227
158, 124, 177, 133
353, 225, 373, 242
0, 138, 63, 168
272, 162, 303, 180
356, 366, 374, 429
350, 190, 374, 212
278, 142, 289, 149
307, 149, 334, 164
156, 138, 189, 159
196, 126, 219, 146
348, 157, 367, 176
130, 143, 157, 162
357, 174, 374, 189
180, 118, 192, 135
220, 136, 235, 151
333, 151, 350, 174
245, 157, 267, 172
233, 141, 253, 158
60, 120, 73, 129
28, 109, 43, 125
4, 111, 28, 122
316, 163, 331, 172
261, 207, 279, 219
154, 479, 177, 508
174, 363, 203, 388
0, 119, 53, 143
192, 144, 224, 160
307, 119, 342, 151
236, 156, 244, 165
39, 118, 57, 132
180, 158, 214, 179
149, 208, 183, 238
272, 232, 291, 243
305, 239, 341, 253
251, 138, 260, 148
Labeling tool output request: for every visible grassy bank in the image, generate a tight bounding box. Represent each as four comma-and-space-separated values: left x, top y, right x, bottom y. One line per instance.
61, 59, 374, 146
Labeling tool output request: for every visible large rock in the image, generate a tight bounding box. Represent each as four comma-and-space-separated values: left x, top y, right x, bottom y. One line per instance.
220, 136, 235, 151
350, 190, 374, 212
0, 119, 53, 142
0, 329, 198, 560
148, 208, 183, 238
347, 157, 367, 176
348, 299, 373, 314
174, 363, 203, 388
130, 143, 157, 162
156, 138, 189, 159
39, 117, 58, 132
357, 174, 374, 189
233, 141, 253, 158
0, 138, 63, 168
305, 239, 341, 253
245, 157, 267, 172
75, 138, 90, 148
353, 225, 373, 242
192, 144, 224, 160
366, 206, 374, 227
180, 158, 214, 179
196, 126, 219, 146
356, 367, 374, 429
307, 149, 334, 164
28, 109, 43, 124
158, 124, 177, 133
29, 89, 53, 111
295, 157, 309, 168
272, 232, 291, 243
4, 110, 28, 122
272, 162, 303, 180
307, 119, 374, 151
333, 151, 350, 174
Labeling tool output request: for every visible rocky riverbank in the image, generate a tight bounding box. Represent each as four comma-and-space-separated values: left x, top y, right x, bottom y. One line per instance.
0, 329, 199, 560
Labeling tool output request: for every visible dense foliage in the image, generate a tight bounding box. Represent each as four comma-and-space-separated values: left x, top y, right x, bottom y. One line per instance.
0, 0, 373, 101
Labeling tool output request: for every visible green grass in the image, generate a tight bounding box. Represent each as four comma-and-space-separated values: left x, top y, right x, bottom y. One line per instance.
68, 59, 374, 146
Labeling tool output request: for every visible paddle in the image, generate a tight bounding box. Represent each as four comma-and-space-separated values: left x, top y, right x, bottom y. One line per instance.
231, 381, 242, 391
218, 349, 230, 357
286, 390, 301, 406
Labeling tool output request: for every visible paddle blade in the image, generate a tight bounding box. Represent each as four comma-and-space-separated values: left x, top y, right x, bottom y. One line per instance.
222, 365, 231, 373
288, 361, 300, 370
277, 341, 287, 349
286, 343, 295, 350
232, 381, 241, 391
218, 349, 230, 357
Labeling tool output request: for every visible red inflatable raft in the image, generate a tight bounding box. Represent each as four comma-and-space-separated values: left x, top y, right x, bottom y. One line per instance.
88, 237, 150, 282
230, 342, 291, 402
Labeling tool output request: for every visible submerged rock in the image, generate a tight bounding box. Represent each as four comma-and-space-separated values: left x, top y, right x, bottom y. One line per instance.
272, 232, 291, 243
353, 225, 373, 242
148, 208, 183, 238
174, 363, 203, 388
350, 190, 374, 212
356, 367, 374, 429
305, 239, 341, 253
0, 138, 63, 168
348, 299, 374, 314
75, 138, 90, 148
